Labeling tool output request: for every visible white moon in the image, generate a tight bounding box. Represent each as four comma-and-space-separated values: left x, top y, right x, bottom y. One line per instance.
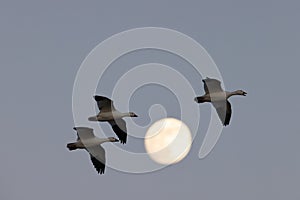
145, 118, 192, 165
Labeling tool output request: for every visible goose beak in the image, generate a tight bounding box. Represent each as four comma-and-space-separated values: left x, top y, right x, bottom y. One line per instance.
115, 139, 119, 142
133, 114, 138, 117
194, 97, 198, 102
243, 92, 247, 96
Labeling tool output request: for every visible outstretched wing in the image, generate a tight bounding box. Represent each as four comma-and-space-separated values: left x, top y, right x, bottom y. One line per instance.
73, 127, 95, 140
94, 95, 116, 112
203, 77, 224, 94
108, 119, 127, 144
87, 145, 106, 174
213, 101, 232, 126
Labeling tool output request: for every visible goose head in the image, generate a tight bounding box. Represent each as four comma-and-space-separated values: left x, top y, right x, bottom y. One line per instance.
88, 116, 98, 121
108, 137, 119, 142
234, 90, 247, 96
129, 112, 138, 117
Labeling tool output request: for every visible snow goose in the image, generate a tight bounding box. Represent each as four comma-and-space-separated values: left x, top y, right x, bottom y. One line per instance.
194, 77, 247, 126
88, 95, 138, 144
67, 127, 119, 174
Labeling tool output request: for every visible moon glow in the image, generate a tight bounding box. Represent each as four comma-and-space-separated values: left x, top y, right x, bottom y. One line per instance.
145, 118, 192, 165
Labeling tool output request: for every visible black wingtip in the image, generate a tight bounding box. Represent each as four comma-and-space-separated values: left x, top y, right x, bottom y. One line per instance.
223, 121, 230, 126
119, 139, 126, 144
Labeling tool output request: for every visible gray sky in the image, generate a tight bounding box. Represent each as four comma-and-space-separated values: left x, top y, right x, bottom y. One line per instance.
1, 0, 299, 199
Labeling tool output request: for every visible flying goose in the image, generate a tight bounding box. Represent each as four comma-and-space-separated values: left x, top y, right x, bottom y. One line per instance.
88, 95, 138, 144
194, 77, 247, 126
67, 127, 119, 174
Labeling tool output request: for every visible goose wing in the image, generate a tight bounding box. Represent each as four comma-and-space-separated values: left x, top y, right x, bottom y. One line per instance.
108, 119, 127, 144
203, 78, 224, 94
94, 95, 116, 112
73, 127, 95, 140
87, 145, 106, 174
213, 101, 232, 126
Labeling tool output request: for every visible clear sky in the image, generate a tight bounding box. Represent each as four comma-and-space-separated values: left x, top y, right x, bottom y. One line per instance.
0, 1, 299, 200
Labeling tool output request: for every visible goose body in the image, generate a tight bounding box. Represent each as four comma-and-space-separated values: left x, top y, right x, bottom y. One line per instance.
194, 77, 246, 126
88, 95, 138, 144
67, 127, 118, 174
89, 111, 134, 121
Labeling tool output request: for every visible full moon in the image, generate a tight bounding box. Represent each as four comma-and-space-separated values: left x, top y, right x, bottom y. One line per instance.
145, 118, 192, 165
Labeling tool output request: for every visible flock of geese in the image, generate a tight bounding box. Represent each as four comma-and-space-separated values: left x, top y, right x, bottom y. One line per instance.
67, 77, 247, 174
